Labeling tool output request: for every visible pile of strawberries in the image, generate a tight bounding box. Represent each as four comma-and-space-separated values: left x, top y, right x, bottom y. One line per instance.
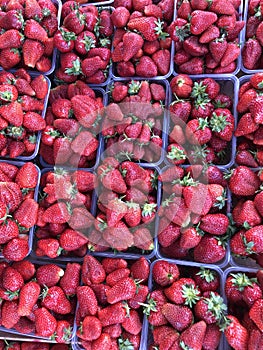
54, 3, 112, 84
0, 70, 49, 159
0, 259, 79, 341
35, 167, 97, 259
224, 269, 263, 349
75, 255, 149, 349
91, 158, 157, 254
235, 73, 263, 167
158, 164, 229, 264
227, 166, 263, 267
0, 0, 58, 72
171, 0, 244, 74
147, 260, 227, 349
0, 161, 39, 261
102, 80, 165, 164
39, 80, 103, 168
242, 0, 263, 70
111, 0, 173, 78
0, 341, 68, 349
168, 74, 235, 166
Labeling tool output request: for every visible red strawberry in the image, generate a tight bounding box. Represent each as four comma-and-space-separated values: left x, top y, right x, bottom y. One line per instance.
162, 303, 193, 331
127, 16, 166, 42
228, 166, 260, 196
36, 238, 62, 258
12, 260, 35, 281
13, 198, 38, 229
22, 39, 45, 68
106, 277, 136, 304
30, 74, 48, 99
179, 57, 204, 74
130, 257, 149, 283
220, 42, 240, 68
224, 315, 248, 350
36, 264, 64, 287
122, 309, 142, 335
0, 219, 19, 244
77, 316, 102, 341
0, 29, 23, 49
152, 49, 171, 75
82, 255, 106, 285
179, 321, 207, 350
41, 286, 71, 314
1, 300, 20, 329
24, 19, 48, 42
3, 237, 29, 261
193, 236, 226, 263
209, 0, 235, 14
190, 11, 217, 35
152, 260, 179, 286
98, 302, 126, 327
2, 266, 24, 292
34, 307, 57, 337
235, 113, 259, 137
122, 31, 144, 62
18, 281, 41, 316
42, 202, 71, 224
0, 100, 23, 126
199, 213, 229, 235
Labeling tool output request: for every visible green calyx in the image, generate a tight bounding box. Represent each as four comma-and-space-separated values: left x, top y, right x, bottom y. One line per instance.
204, 291, 227, 321
139, 295, 157, 316
172, 172, 199, 187
142, 202, 157, 217
167, 145, 187, 160
6, 126, 24, 139
60, 28, 76, 42
118, 338, 134, 350
191, 81, 207, 98
196, 267, 216, 283
0, 90, 13, 101
81, 34, 96, 52
128, 80, 141, 95
161, 193, 175, 207
154, 18, 169, 40
65, 58, 82, 76
197, 117, 209, 130
182, 284, 200, 308
230, 272, 256, 291
210, 112, 230, 133
175, 23, 190, 42
179, 341, 193, 350
213, 189, 227, 210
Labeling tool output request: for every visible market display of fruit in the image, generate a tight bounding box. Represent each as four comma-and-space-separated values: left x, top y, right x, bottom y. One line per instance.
0, 0, 59, 73
0, 70, 49, 159
146, 260, 227, 349
90, 158, 158, 255
75, 255, 149, 349
168, 74, 236, 166
235, 73, 263, 168
34, 167, 97, 259
0, 0, 263, 348
103, 79, 167, 164
54, 3, 113, 84
39, 80, 103, 168
171, 0, 244, 74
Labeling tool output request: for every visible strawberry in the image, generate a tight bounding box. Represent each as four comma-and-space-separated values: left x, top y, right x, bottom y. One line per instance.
180, 226, 202, 249
122, 309, 142, 335
36, 264, 64, 287
152, 260, 179, 286
24, 19, 48, 42
18, 281, 41, 316
30, 75, 48, 99
42, 202, 71, 224
220, 42, 240, 67
0, 29, 23, 49
22, 39, 45, 68
162, 303, 193, 331
59, 229, 88, 251
41, 286, 71, 314
77, 316, 102, 341
228, 166, 260, 196
71, 95, 98, 128
179, 57, 204, 74
106, 277, 136, 304
98, 302, 126, 327
224, 315, 248, 350
36, 238, 62, 258
1, 300, 20, 329
122, 32, 144, 62
34, 307, 57, 337
135, 56, 158, 77
2, 266, 24, 292
101, 168, 127, 194
82, 255, 106, 285
91, 333, 111, 350
190, 11, 218, 35
235, 113, 259, 137
16, 162, 38, 188
0, 100, 23, 126
13, 198, 38, 229
152, 49, 171, 75
193, 235, 226, 263
133, 227, 154, 250
0, 219, 19, 244
243, 226, 263, 254
127, 17, 167, 42
3, 237, 29, 261
199, 213, 229, 235
179, 321, 207, 350
12, 260, 35, 281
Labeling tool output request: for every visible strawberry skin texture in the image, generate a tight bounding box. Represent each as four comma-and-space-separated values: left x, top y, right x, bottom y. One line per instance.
224, 315, 248, 350
106, 277, 136, 304
18, 281, 41, 316
34, 307, 57, 337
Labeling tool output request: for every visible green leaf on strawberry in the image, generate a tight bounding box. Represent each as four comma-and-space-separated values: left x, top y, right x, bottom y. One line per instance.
182, 284, 200, 308
118, 338, 134, 350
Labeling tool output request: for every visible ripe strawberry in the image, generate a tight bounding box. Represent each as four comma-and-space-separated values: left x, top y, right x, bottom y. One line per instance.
106, 277, 136, 304
22, 39, 45, 68
34, 307, 57, 337
0, 29, 23, 49
0, 100, 23, 126
193, 236, 226, 263
24, 19, 48, 42
41, 286, 71, 314
152, 260, 179, 286
122, 309, 142, 335
179, 321, 207, 350
135, 55, 158, 77
3, 237, 29, 261
82, 255, 106, 285
36, 238, 62, 258
18, 281, 41, 316
12, 260, 35, 281
162, 303, 193, 331
59, 228, 88, 251
77, 316, 102, 341
59, 263, 81, 296
77, 285, 98, 318
13, 198, 38, 229
122, 32, 144, 62
36, 264, 64, 287
235, 113, 259, 137
0, 219, 19, 244
42, 202, 71, 224
30, 74, 48, 99
199, 213, 229, 235
2, 266, 24, 292
228, 166, 260, 196
98, 302, 126, 327
16, 162, 38, 188
190, 11, 217, 35
1, 300, 20, 329
224, 315, 248, 350
106, 268, 130, 287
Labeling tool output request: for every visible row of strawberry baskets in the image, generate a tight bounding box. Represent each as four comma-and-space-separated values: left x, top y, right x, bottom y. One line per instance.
2, 0, 263, 80
0, 255, 260, 350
